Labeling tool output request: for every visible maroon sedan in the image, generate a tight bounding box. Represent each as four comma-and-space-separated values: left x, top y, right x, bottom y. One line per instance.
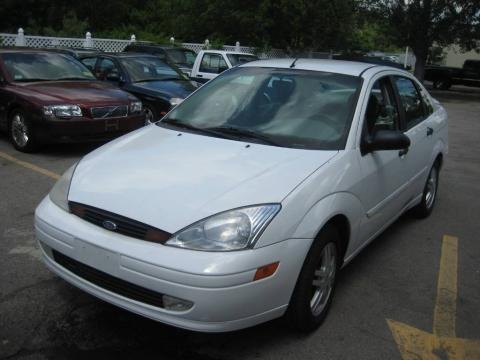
0, 50, 145, 152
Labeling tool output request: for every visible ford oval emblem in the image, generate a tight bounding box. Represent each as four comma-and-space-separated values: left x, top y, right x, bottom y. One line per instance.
103, 220, 117, 231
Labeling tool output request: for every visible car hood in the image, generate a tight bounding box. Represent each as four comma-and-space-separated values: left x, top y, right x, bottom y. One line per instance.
129, 79, 198, 99
13, 81, 134, 105
69, 126, 337, 233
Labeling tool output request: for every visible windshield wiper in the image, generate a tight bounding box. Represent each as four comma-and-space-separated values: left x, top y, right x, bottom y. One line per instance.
160, 119, 234, 140
14, 78, 52, 82
134, 76, 182, 83
54, 77, 93, 81
207, 126, 281, 146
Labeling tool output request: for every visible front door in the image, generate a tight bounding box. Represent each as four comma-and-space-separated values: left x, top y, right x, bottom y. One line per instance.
356, 75, 411, 243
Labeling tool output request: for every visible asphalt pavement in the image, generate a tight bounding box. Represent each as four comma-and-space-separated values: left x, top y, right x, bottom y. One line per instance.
0, 86, 479, 360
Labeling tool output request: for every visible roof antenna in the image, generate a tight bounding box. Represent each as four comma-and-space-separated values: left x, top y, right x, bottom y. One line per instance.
290, 58, 299, 68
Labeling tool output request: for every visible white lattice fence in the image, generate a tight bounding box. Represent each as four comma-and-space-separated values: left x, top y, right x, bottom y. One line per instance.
1, 31, 286, 58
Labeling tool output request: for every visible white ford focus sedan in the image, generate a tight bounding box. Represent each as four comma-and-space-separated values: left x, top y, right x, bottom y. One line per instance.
35, 59, 448, 333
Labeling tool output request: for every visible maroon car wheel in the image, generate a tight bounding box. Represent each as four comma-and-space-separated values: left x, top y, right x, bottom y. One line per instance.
9, 110, 37, 152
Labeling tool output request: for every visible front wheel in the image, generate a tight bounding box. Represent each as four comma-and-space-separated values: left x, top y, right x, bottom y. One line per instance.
286, 225, 340, 332
9, 110, 38, 152
143, 104, 158, 125
411, 162, 440, 218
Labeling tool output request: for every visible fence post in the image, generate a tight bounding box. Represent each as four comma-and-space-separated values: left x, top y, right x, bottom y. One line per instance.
130, 34, 136, 43
170, 37, 175, 45
204, 39, 210, 49
84, 32, 93, 48
16, 28, 26, 47
235, 41, 240, 52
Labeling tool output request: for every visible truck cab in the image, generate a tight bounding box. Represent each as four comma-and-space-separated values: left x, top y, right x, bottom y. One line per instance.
189, 50, 258, 83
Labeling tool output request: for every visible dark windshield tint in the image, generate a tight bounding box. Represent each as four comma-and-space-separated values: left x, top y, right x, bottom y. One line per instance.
120, 56, 185, 82
227, 54, 259, 66
165, 49, 196, 67
160, 67, 360, 150
2, 52, 95, 81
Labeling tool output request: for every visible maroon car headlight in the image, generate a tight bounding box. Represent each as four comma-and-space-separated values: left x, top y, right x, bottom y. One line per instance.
43, 104, 83, 118
129, 101, 142, 114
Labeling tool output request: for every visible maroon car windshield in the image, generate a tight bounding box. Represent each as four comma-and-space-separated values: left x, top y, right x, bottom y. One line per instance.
1, 52, 95, 82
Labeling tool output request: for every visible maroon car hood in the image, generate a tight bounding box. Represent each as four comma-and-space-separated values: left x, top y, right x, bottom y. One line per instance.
12, 81, 133, 106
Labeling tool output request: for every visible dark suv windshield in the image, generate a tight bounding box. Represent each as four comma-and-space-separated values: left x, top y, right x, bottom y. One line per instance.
119, 56, 186, 82
160, 67, 360, 150
2, 52, 95, 82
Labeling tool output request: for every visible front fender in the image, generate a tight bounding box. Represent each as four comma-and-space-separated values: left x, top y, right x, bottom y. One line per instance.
290, 192, 365, 258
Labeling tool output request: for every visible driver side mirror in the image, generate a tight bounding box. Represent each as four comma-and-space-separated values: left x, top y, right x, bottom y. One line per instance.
361, 130, 410, 155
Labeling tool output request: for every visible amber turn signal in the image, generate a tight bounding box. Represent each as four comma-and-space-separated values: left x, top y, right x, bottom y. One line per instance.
253, 262, 279, 281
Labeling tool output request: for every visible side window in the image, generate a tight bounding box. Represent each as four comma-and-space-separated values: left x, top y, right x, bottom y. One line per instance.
393, 77, 425, 129
199, 54, 228, 74
365, 78, 399, 136
418, 85, 434, 116
97, 58, 120, 80
80, 57, 97, 72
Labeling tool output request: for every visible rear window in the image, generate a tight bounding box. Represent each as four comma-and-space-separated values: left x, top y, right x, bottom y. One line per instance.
227, 54, 259, 66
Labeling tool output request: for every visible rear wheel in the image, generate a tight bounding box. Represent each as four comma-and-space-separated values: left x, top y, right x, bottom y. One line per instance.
411, 161, 440, 218
286, 225, 340, 332
9, 110, 38, 152
433, 78, 451, 90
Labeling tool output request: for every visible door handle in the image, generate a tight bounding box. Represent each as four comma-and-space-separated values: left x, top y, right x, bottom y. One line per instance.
197, 74, 203, 78
427, 127, 434, 136
398, 148, 409, 157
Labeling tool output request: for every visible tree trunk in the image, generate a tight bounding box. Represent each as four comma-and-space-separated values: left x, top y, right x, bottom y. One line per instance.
413, 47, 428, 82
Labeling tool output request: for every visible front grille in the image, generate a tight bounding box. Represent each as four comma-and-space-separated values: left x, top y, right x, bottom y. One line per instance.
52, 250, 164, 308
91, 105, 128, 119
69, 202, 171, 244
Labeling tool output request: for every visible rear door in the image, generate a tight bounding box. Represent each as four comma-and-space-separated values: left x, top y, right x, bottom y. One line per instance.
391, 76, 434, 199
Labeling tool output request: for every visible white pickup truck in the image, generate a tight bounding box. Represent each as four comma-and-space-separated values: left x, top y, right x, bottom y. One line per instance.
189, 50, 259, 83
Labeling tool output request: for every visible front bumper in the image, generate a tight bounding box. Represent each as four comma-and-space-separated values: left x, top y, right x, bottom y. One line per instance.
35, 196, 312, 332
33, 113, 145, 144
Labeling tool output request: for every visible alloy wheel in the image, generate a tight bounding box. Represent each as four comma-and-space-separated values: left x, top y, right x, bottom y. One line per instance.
310, 242, 337, 316
11, 114, 29, 147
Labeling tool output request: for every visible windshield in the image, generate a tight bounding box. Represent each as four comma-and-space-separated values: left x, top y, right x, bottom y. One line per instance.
160, 67, 361, 150
120, 56, 185, 82
165, 49, 196, 67
2, 52, 95, 82
227, 54, 259, 66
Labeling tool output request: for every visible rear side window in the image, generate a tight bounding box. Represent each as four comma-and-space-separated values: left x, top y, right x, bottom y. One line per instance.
393, 77, 425, 129
199, 54, 228, 74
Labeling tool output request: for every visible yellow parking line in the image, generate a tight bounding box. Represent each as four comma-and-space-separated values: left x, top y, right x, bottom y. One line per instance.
0, 151, 60, 180
433, 234, 458, 337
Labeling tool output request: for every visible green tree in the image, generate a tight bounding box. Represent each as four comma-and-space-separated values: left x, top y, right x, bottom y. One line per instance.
363, 0, 480, 80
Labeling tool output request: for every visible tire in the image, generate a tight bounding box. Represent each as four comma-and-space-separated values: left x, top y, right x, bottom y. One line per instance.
9, 109, 38, 152
286, 224, 340, 332
433, 78, 451, 90
411, 161, 440, 218
143, 104, 158, 125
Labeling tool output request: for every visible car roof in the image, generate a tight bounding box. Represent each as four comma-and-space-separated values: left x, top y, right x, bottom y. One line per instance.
240, 58, 401, 77
80, 52, 159, 59
126, 44, 193, 51
201, 50, 256, 56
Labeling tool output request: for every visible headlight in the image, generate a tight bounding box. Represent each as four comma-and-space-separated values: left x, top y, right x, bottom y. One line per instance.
43, 105, 82, 118
49, 163, 77, 212
129, 101, 142, 114
169, 97, 184, 107
166, 204, 281, 251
